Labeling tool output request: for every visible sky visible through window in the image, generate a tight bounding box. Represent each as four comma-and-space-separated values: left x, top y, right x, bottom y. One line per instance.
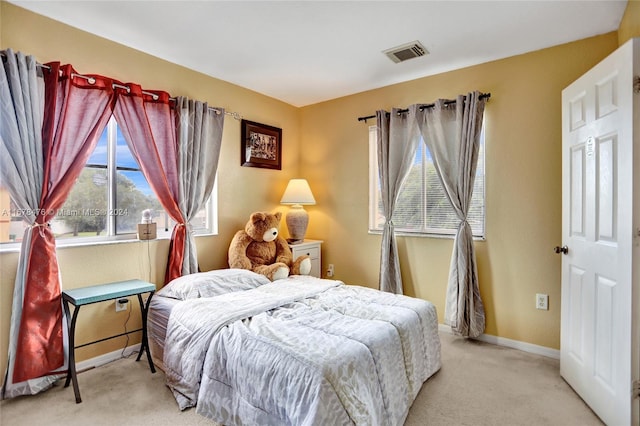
88, 131, 153, 196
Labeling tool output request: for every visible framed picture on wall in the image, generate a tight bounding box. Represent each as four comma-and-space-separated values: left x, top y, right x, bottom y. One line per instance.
241, 120, 282, 170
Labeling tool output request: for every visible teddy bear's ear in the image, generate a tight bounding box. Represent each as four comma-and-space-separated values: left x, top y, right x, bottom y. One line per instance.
274, 212, 282, 221
250, 212, 266, 223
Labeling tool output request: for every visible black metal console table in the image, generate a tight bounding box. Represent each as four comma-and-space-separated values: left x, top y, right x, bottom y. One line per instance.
62, 279, 156, 403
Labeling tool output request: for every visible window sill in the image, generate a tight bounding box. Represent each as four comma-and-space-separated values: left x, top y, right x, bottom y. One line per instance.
368, 229, 486, 242
0, 232, 216, 254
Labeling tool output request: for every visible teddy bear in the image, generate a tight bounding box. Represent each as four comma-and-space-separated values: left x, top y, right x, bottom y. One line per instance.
228, 211, 311, 281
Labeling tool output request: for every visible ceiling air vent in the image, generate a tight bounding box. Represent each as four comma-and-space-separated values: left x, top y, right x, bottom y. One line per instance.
383, 41, 428, 64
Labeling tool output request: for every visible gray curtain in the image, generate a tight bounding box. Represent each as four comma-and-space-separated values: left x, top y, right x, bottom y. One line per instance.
0, 49, 61, 398
412, 92, 486, 338
376, 109, 420, 294
175, 97, 224, 275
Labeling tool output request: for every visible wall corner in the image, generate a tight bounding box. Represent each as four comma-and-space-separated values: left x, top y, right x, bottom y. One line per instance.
618, 0, 640, 46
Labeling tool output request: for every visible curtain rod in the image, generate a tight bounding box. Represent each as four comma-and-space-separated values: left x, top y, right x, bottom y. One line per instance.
0, 52, 51, 71
357, 92, 491, 123
1, 52, 242, 121
168, 97, 242, 120
68, 71, 244, 120
72, 72, 242, 120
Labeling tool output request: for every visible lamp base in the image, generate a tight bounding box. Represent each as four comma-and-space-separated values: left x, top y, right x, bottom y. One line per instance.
286, 238, 304, 245
285, 205, 308, 242
137, 223, 157, 240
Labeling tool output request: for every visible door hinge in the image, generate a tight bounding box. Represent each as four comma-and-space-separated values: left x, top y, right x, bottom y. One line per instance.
634, 76, 640, 94
634, 380, 640, 399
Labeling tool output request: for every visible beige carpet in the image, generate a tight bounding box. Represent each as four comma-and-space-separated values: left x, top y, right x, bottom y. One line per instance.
0, 332, 602, 426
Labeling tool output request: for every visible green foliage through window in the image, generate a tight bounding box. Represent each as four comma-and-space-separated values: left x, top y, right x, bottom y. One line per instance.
1, 117, 215, 246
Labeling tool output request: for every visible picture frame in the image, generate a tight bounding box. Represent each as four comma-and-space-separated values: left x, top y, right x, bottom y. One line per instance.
241, 119, 282, 170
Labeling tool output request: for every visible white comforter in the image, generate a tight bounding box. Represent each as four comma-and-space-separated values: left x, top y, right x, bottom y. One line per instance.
163, 276, 441, 425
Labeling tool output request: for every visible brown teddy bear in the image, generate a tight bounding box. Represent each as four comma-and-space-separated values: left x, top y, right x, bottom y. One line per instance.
228, 211, 311, 281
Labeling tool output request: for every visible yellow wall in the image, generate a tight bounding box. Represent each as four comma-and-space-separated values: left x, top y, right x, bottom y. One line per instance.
300, 32, 618, 349
0, 1, 633, 374
619, 0, 640, 45
0, 190, 10, 242
0, 2, 302, 368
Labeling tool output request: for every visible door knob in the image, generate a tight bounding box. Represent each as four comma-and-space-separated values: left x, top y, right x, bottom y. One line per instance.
554, 245, 569, 255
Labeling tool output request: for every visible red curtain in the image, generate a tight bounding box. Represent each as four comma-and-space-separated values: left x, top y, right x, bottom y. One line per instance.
112, 85, 185, 284
12, 64, 115, 383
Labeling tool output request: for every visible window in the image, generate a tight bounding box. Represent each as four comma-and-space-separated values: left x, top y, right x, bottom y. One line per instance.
368, 125, 485, 238
0, 117, 216, 246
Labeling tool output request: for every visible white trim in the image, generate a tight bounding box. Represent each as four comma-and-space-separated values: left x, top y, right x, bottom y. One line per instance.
438, 324, 560, 360
75, 343, 141, 373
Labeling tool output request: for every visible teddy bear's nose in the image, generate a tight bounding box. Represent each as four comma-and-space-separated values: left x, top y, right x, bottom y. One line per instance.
272, 231, 277, 235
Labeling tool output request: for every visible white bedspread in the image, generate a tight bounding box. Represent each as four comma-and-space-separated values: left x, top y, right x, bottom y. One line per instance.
163, 276, 441, 425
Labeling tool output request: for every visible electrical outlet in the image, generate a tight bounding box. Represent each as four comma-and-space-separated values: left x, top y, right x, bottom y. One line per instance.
115, 298, 128, 312
536, 293, 549, 310
327, 264, 334, 278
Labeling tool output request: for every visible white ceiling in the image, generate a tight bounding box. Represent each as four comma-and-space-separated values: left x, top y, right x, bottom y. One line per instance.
10, 0, 627, 107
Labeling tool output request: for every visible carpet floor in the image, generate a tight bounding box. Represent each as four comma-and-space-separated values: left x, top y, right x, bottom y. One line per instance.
0, 332, 603, 425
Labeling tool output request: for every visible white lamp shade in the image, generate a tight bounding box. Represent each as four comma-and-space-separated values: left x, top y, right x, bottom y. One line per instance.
280, 179, 316, 205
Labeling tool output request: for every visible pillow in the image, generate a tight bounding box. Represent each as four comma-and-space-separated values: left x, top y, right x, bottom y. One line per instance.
157, 268, 270, 300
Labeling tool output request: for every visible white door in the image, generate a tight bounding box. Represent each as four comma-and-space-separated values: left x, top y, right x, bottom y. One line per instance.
560, 38, 639, 426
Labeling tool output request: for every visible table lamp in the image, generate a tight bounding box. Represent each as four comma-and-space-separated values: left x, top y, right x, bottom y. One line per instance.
280, 179, 316, 244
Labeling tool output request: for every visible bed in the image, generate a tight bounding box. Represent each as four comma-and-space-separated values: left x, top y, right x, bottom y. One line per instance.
148, 269, 441, 425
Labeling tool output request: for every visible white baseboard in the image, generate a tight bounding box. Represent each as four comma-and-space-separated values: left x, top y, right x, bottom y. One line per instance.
438, 324, 560, 360
76, 343, 141, 373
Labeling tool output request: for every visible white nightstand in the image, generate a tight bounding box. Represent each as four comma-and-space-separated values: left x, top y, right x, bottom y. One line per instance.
288, 239, 323, 278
